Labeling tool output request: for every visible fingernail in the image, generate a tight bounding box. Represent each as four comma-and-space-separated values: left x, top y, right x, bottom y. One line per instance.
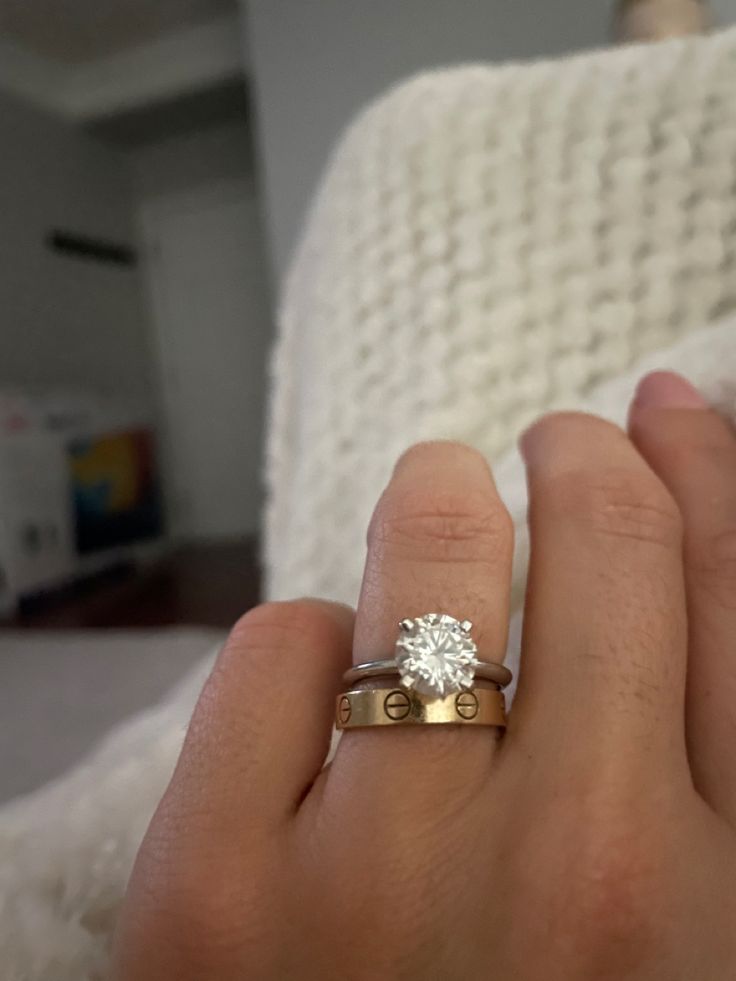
633, 371, 708, 410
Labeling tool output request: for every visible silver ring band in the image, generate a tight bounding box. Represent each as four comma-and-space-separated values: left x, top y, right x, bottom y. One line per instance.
344, 657, 512, 689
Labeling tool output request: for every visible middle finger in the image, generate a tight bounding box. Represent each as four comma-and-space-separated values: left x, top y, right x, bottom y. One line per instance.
513, 412, 689, 779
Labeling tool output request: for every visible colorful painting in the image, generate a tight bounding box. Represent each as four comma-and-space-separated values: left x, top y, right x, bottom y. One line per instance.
68, 429, 163, 553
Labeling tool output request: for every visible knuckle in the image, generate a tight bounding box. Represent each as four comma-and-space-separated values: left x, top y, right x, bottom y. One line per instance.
227, 600, 328, 656
544, 467, 682, 550
126, 839, 271, 971
167, 875, 263, 968
516, 797, 669, 968
690, 525, 736, 611
369, 485, 513, 564
160, 880, 237, 951
322, 851, 457, 976
569, 816, 657, 913
208, 600, 347, 703
564, 838, 662, 961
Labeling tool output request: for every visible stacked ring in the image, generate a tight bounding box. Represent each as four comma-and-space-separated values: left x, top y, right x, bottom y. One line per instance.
336, 614, 511, 730
336, 686, 506, 729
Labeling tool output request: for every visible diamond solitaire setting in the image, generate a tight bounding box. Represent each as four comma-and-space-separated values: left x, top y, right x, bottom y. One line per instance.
395, 614, 478, 698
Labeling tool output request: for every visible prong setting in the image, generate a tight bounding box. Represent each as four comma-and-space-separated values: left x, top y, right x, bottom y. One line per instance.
395, 614, 478, 698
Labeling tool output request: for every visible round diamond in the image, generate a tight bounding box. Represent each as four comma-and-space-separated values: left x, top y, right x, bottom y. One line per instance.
395, 613, 478, 697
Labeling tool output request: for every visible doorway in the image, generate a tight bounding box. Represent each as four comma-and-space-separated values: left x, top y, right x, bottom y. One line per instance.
141, 180, 272, 541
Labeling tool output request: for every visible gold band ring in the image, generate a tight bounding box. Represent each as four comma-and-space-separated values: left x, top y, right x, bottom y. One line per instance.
335, 686, 507, 730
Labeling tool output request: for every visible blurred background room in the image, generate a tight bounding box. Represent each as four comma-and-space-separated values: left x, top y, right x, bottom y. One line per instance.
0, 0, 729, 803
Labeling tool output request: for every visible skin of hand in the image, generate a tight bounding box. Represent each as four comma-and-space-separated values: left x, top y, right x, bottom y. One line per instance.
112, 371, 736, 981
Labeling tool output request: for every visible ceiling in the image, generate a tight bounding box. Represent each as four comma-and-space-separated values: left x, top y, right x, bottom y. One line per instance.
87, 77, 250, 146
0, 0, 236, 64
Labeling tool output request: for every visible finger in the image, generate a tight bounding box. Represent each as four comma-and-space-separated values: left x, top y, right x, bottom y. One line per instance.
113, 601, 353, 981
629, 371, 736, 823
514, 412, 689, 776
156, 599, 354, 842
329, 441, 514, 803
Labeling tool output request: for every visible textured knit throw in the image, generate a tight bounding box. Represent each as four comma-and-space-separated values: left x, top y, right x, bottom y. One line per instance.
265, 26, 736, 606
2, 27, 736, 981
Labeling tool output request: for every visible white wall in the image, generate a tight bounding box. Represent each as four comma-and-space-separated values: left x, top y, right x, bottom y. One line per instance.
131, 118, 258, 204
132, 119, 274, 539
0, 88, 152, 404
712, 0, 736, 26
245, 0, 612, 281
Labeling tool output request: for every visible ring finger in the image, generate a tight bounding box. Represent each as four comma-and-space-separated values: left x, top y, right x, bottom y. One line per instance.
328, 441, 514, 809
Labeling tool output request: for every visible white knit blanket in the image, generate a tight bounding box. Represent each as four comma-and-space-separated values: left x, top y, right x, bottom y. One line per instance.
265, 27, 736, 604
3, 27, 736, 981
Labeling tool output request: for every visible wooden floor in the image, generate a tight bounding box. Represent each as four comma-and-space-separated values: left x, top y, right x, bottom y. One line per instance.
10, 542, 261, 629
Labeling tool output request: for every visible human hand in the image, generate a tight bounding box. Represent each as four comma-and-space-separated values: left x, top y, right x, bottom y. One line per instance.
112, 370, 736, 980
